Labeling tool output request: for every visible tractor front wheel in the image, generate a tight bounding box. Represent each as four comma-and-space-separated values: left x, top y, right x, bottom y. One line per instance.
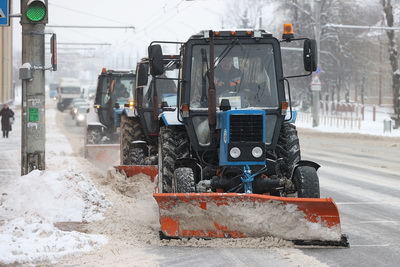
120, 115, 146, 165
173, 167, 196, 193
158, 126, 190, 193
293, 166, 320, 198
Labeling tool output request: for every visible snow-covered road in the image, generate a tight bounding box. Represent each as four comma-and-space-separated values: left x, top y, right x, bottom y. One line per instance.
1, 98, 400, 266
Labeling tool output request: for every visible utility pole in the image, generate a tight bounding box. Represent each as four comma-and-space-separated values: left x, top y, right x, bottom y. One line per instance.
311, 0, 322, 127
19, 0, 49, 175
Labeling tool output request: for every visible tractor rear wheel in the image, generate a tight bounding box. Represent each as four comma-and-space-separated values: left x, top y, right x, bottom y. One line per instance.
120, 115, 146, 165
173, 167, 196, 193
158, 126, 190, 193
293, 166, 320, 198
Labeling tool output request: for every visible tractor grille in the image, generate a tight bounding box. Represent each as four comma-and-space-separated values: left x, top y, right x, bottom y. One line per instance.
230, 114, 263, 142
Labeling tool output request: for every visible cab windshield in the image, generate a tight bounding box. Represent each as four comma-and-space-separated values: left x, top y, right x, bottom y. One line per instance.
100, 76, 135, 107
142, 60, 179, 108
189, 43, 278, 109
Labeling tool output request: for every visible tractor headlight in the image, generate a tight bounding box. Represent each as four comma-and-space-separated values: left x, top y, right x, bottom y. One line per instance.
230, 147, 241, 158
252, 147, 263, 158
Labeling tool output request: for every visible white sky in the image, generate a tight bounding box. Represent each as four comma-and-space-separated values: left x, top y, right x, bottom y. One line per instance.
12, 0, 228, 58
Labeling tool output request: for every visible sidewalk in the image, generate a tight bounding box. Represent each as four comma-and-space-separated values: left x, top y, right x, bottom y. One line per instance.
0, 102, 21, 186
296, 105, 400, 137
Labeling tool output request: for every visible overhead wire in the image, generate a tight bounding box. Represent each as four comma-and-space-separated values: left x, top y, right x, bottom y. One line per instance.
48, 3, 134, 26
49, 1, 194, 49
49, 0, 222, 65
119, 0, 196, 45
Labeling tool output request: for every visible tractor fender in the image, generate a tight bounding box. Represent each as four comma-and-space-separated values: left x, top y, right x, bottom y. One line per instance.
285, 110, 297, 123
290, 160, 320, 179
160, 110, 184, 126
122, 107, 137, 117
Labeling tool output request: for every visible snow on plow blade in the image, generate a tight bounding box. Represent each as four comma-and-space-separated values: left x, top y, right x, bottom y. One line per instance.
85, 144, 120, 164
114, 165, 158, 182
154, 193, 349, 247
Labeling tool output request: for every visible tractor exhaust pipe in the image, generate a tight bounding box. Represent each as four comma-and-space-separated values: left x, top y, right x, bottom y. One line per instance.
208, 30, 217, 136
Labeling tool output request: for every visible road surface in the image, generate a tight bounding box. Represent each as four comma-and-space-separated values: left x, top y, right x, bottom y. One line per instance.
298, 128, 400, 266
58, 109, 400, 266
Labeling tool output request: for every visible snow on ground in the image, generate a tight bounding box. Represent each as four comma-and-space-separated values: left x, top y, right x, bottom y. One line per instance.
296, 105, 400, 137
0, 96, 399, 265
0, 105, 111, 265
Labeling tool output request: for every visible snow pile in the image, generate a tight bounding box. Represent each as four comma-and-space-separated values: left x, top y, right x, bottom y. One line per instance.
104, 169, 160, 243
1, 169, 110, 222
0, 216, 106, 265
0, 169, 111, 265
0, 100, 112, 265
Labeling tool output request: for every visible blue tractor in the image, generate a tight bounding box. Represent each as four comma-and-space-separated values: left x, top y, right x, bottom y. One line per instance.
84, 69, 135, 160
148, 28, 348, 247
119, 56, 179, 165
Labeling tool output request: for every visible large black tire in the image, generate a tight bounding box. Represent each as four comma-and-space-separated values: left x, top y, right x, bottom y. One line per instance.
275, 122, 301, 178
120, 115, 146, 165
158, 126, 190, 193
173, 167, 196, 193
293, 166, 320, 198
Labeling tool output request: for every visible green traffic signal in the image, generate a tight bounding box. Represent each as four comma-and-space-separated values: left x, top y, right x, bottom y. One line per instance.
26, 1, 46, 22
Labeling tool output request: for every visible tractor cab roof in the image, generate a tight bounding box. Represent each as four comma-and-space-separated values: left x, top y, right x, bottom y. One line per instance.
100, 68, 135, 76
190, 29, 273, 39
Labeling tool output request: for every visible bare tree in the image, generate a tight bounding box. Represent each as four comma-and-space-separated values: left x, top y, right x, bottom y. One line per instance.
224, 1, 387, 112
382, 0, 400, 128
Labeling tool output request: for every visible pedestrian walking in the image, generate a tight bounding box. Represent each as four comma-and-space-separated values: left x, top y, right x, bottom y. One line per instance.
0, 104, 15, 138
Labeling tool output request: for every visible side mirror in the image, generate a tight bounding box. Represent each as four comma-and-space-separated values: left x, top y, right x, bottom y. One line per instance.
148, 44, 165, 76
137, 63, 149, 86
303, 39, 318, 72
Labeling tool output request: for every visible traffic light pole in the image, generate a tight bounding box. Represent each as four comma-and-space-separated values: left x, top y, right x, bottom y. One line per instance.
20, 0, 47, 175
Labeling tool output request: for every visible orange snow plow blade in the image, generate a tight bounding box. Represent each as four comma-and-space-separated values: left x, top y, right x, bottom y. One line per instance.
85, 144, 120, 164
114, 165, 158, 182
154, 193, 349, 247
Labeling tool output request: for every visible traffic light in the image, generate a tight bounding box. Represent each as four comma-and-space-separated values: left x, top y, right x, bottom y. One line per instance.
50, 33, 57, 71
21, 0, 48, 24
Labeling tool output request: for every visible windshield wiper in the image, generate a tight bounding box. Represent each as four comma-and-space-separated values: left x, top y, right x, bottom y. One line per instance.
214, 39, 238, 69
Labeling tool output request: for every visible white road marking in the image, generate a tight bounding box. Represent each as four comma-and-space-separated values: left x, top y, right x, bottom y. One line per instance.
359, 220, 399, 224
336, 202, 400, 205
351, 244, 392, 247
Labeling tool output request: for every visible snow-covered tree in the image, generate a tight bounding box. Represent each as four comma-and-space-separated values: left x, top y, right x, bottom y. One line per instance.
224, 0, 382, 110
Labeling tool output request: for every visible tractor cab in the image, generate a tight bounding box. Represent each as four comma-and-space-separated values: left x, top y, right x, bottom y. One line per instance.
181, 30, 284, 151
93, 68, 136, 141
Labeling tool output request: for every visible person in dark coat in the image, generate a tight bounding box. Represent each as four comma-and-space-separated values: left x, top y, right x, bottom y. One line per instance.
214, 56, 242, 94
0, 104, 15, 138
